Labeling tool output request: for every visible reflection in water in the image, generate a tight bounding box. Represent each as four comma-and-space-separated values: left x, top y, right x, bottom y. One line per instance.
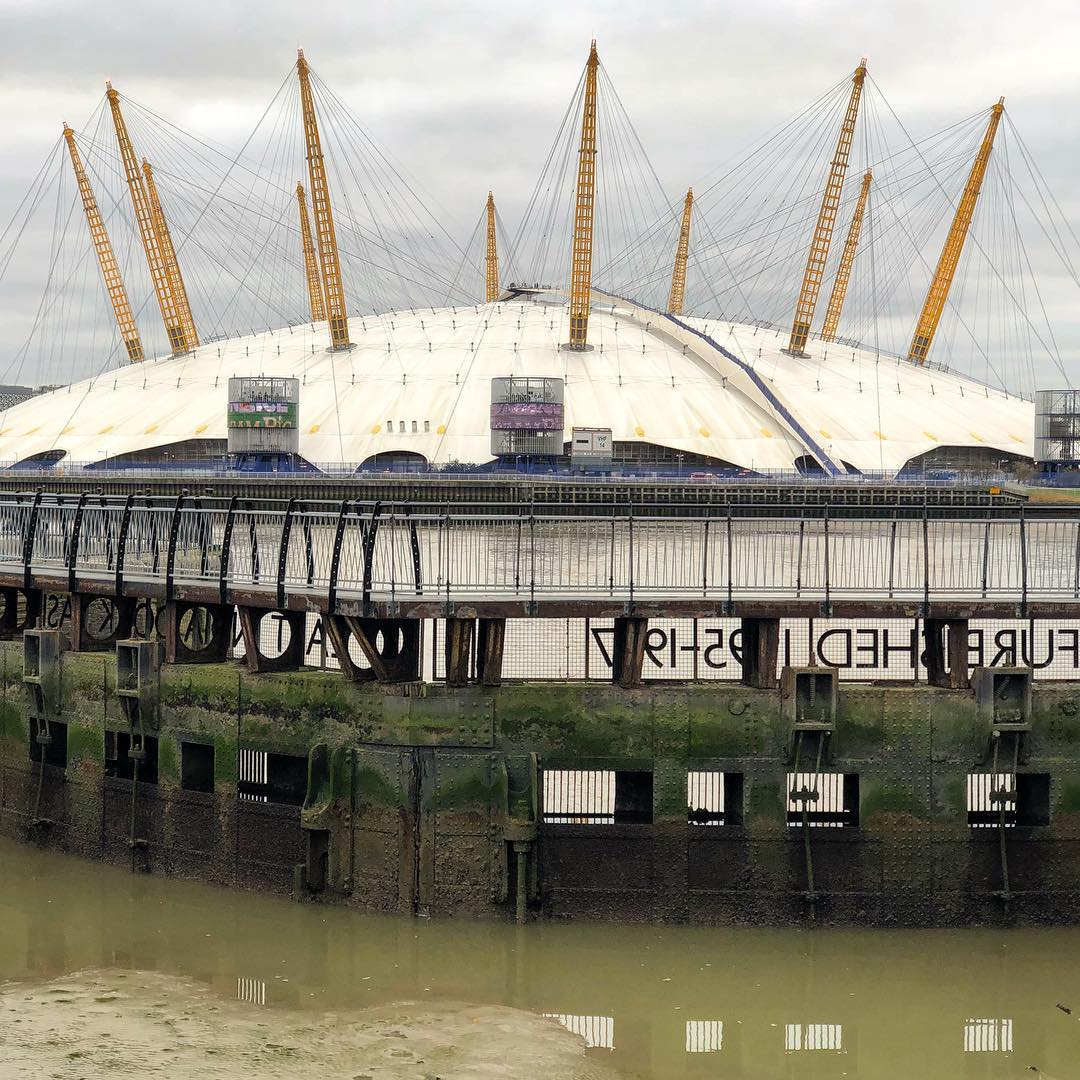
545, 1014, 615, 1050
1, 837, 1079, 1078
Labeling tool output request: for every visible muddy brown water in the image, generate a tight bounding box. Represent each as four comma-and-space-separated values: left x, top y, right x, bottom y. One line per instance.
1, 838, 1079, 1078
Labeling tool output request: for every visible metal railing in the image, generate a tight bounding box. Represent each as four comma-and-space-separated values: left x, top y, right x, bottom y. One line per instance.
0, 492, 1077, 608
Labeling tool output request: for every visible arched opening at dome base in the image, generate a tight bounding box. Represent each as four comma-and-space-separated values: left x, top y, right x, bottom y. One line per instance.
9, 449, 66, 471
358, 451, 429, 473
84, 438, 227, 470
899, 445, 1028, 479
793, 454, 827, 476
568, 441, 751, 476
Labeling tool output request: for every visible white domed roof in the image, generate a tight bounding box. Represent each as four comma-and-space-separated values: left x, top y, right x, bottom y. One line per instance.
0, 291, 1032, 473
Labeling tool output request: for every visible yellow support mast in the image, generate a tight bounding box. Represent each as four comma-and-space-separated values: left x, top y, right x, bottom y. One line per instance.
667, 187, 694, 315
142, 159, 199, 350
821, 169, 871, 342
296, 181, 326, 322
787, 59, 868, 355
908, 99, 1004, 364
62, 124, 144, 362
485, 191, 499, 303
568, 40, 600, 349
297, 49, 350, 350
106, 82, 191, 355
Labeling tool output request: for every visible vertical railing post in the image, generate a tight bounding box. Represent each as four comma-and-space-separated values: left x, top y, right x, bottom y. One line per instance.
796, 515, 805, 599
361, 501, 382, 616
1074, 520, 1080, 599
627, 495, 634, 604
67, 492, 88, 595
514, 513, 522, 594
302, 511, 315, 586
115, 494, 133, 596
982, 517, 991, 599
193, 494, 210, 578
1020, 505, 1028, 614
326, 499, 350, 613
608, 506, 615, 597
165, 493, 185, 602
276, 498, 297, 610
921, 500, 930, 615
702, 518, 710, 598
219, 496, 237, 606
725, 504, 733, 614
887, 514, 896, 599
529, 509, 536, 612
22, 490, 42, 592
405, 505, 422, 596
248, 502, 261, 584
823, 504, 831, 613
102, 495, 115, 572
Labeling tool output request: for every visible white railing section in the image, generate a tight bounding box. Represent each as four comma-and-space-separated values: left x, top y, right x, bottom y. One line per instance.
1, 493, 1078, 607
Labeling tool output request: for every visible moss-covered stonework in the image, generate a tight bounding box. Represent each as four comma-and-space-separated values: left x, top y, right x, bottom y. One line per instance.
3, 640, 1080, 926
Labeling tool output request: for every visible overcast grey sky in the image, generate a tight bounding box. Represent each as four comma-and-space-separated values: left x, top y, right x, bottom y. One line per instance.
1, 0, 1077, 388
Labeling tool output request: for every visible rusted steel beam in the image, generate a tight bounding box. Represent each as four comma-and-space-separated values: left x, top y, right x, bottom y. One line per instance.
237, 605, 305, 674
612, 616, 648, 688
444, 617, 473, 688
476, 617, 506, 687
923, 618, 971, 690
740, 616, 780, 689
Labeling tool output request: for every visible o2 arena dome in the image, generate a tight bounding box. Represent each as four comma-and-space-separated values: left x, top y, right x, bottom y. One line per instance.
0, 289, 1032, 475
0, 47, 1057, 477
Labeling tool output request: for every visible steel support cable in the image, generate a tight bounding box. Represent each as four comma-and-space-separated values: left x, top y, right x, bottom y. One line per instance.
313, 90, 462, 309
125, 85, 431, 315
686, 84, 850, 294
312, 83, 403, 312
506, 72, 583, 268
122, 71, 295, 263
1007, 117, 1080, 281
592, 64, 674, 296
442, 207, 486, 307
505, 68, 586, 283
860, 170, 1013, 389
708, 115, 980, 332
124, 99, 304, 338
318, 93, 461, 314
126, 91, 309, 319
867, 76, 1064, 382
844, 148, 974, 349
0, 134, 66, 282
305, 82, 477, 307
2, 154, 89, 387
996, 133, 1066, 387
311, 72, 470, 264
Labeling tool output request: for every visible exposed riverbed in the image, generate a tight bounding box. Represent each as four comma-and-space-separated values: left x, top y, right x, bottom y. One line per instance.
1, 838, 1078, 1078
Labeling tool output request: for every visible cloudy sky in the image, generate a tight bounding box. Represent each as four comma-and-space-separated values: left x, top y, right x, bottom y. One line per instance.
0, 0, 1077, 388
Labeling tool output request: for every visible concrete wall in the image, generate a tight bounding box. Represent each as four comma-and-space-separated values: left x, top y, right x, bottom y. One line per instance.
3, 644, 1080, 925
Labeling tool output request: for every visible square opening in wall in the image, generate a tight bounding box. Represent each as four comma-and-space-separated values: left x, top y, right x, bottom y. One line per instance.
542, 770, 614, 824
1016, 773, 1051, 827
967, 773, 1015, 828
104, 731, 159, 784
181, 741, 215, 793
688, 771, 744, 826
542, 769, 654, 825
28, 720, 67, 768
786, 772, 859, 828
239, 749, 306, 806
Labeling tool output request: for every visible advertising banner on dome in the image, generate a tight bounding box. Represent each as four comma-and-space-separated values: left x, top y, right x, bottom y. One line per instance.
227, 401, 298, 429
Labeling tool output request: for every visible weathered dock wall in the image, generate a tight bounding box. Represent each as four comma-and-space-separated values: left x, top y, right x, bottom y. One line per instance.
3, 642, 1080, 927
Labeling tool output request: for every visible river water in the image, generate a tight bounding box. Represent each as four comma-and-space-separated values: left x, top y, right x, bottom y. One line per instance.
1, 838, 1078, 1078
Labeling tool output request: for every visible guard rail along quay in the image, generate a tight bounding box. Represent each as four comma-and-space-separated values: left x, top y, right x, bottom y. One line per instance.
0, 491, 1077, 622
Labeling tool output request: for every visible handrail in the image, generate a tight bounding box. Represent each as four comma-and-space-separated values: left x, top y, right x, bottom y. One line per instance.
0, 491, 1076, 607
